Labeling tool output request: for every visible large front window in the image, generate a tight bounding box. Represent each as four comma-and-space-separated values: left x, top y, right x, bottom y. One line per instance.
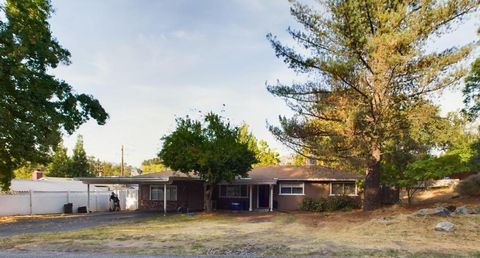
330, 182, 357, 196
150, 185, 177, 201
219, 185, 248, 198
279, 183, 304, 195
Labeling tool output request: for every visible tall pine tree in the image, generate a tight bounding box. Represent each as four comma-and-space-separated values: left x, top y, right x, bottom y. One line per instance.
47, 142, 70, 177
69, 135, 92, 177
267, 0, 478, 210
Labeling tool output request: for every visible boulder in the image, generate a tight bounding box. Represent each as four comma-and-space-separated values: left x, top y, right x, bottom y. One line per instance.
445, 205, 456, 212
471, 207, 480, 214
435, 221, 455, 232
455, 206, 473, 215
415, 207, 450, 217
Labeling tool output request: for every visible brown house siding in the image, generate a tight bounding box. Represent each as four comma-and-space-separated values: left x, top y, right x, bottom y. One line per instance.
212, 185, 258, 210
139, 180, 204, 212
275, 182, 330, 211
211, 182, 332, 211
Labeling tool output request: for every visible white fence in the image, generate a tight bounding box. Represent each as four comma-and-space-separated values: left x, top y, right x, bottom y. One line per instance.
0, 189, 138, 216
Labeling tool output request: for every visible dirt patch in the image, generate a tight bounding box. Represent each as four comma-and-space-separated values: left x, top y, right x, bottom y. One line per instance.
0, 214, 72, 225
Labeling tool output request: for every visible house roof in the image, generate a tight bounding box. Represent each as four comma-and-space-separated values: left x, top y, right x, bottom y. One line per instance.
246, 165, 362, 182
76, 165, 362, 185
75, 171, 201, 185
10, 178, 106, 192
135, 171, 199, 179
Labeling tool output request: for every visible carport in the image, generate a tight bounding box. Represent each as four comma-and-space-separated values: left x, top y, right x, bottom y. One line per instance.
75, 176, 171, 215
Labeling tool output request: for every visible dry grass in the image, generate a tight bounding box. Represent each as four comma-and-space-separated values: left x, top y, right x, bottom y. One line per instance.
0, 214, 70, 224
1, 210, 479, 257
1, 189, 479, 257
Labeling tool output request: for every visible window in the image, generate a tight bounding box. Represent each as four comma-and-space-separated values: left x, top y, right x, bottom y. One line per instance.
330, 182, 357, 196
150, 185, 177, 201
219, 185, 248, 198
279, 183, 304, 195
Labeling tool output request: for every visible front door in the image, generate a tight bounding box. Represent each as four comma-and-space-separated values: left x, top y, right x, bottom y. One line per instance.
258, 185, 269, 208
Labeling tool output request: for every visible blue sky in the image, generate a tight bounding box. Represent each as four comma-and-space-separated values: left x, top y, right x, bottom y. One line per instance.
49, 0, 479, 167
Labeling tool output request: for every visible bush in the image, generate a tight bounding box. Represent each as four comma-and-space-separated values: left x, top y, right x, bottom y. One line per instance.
455, 174, 480, 196
300, 196, 361, 212
325, 196, 361, 211
300, 197, 327, 212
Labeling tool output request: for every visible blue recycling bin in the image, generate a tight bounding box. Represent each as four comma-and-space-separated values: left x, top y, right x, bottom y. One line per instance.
230, 202, 242, 211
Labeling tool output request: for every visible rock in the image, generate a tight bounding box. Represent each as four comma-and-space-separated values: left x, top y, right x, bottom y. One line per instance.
415, 207, 450, 217
455, 206, 473, 215
471, 207, 480, 214
445, 205, 456, 212
451, 193, 461, 199
435, 221, 455, 232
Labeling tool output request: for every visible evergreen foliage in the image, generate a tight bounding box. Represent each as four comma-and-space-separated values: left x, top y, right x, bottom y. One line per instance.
69, 135, 92, 177
267, 0, 478, 210
47, 142, 70, 177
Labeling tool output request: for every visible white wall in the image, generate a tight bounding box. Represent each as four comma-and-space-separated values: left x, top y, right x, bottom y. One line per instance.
0, 189, 138, 216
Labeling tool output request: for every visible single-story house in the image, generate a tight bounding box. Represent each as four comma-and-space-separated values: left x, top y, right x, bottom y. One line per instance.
76, 165, 362, 214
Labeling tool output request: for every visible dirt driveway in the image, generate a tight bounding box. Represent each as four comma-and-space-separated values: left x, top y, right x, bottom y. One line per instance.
0, 211, 159, 237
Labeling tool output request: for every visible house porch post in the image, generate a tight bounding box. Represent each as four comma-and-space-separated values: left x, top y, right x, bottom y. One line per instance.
269, 184, 273, 212
249, 185, 253, 211
163, 183, 167, 216
87, 184, 91, 213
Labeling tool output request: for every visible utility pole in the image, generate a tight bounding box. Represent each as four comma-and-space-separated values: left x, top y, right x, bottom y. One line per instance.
121, 145, 124, 177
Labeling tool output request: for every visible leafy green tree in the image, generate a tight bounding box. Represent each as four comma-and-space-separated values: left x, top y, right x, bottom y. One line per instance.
14, 163, 45, 179
0, 0, 108, 190
159, 113, 257, 211
87, 158, 123, 177
267, 0, 477, 210
401, 139, 477, 204
141, 157, 165, 173
47, 142, 71, 177
382, 110, 478, 204
87, 157, 102, 176
238, 123, 280, 167
291, 154, 307, 166
100, 162, 123, 176
69, 135, 92, 177
257, 140, 281, 166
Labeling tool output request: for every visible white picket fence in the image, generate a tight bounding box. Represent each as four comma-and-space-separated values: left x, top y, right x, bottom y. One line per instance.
0, 189, 138, 216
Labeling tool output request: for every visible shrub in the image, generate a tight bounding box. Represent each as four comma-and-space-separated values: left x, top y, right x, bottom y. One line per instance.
300, 196, 361, 212
325, 196, 361, 211
300, 197, 324, 212
455, 174, 480, 196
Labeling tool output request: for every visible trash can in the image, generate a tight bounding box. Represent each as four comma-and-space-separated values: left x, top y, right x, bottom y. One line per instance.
78, 206, 87, 213
230, 202, 241, 211
63, 203, 73, 214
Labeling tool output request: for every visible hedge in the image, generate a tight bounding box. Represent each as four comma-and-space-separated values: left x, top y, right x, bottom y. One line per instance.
300, 196, 361, 212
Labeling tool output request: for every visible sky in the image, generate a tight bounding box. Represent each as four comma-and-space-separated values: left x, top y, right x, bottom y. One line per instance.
48, 0, 479, 167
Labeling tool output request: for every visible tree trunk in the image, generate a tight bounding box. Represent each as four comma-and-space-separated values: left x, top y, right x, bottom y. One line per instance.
406, 187, 415, 206
363, 145, 381, 211
204, 184, 215, 212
